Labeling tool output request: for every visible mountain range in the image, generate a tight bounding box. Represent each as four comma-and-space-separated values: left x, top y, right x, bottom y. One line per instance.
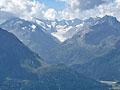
0, 28, 109, 90
1, 11, 120, 89
45, 15, 120, 64
1, 14, 120, 65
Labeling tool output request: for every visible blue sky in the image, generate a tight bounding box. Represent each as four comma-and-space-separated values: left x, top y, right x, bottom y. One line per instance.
39, 0, 65, 10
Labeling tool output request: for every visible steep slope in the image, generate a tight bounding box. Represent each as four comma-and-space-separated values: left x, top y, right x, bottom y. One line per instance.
0, 18, 59, 62
71, 40, 120, 81
0, 28, 43, 81
48, 15, 120, 64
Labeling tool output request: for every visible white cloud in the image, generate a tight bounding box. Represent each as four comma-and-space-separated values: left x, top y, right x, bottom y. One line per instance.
0, 0, 120, 21
44, 8, 57, 20
81, 0, 120, 20
58, 0, 110, 11
116, 0, 120, 5
57, 0, 120, 21
0, 0, 46, 20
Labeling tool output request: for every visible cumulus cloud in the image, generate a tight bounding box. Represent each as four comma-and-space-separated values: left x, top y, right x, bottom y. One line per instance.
64, 0, 105, 11
0, 0, 120, 21
57, 0, 120, 21
80, 0, 120, 20
44, 8, 57, 20
0, 0, 46, 20
57, 0, 111, 11
79, 0, 105, 10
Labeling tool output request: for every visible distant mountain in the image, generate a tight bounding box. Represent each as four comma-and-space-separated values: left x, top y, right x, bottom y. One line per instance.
1, 15, 120, 65
0, 28, 43, 81
0, 18, 59, 63
71, 40, 120, 81
84, 15, 120, 45
35, 18, 83, 42
47, 15, 120, 64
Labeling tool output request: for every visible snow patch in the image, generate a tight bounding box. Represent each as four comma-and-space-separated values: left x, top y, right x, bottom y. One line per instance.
51, 21, 56, 27
51, 26, 73, 42
51, 33, 67, 42
31, 24, 36, 32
